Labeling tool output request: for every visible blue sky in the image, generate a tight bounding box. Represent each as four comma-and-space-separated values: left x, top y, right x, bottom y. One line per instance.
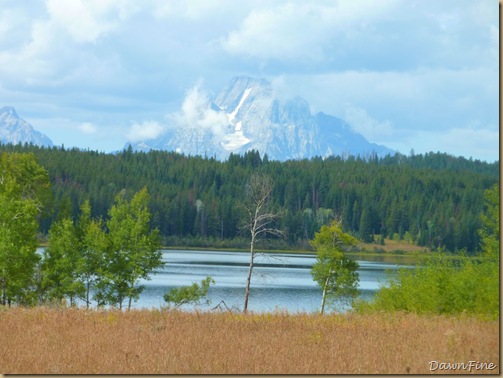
0, 0, 499, 162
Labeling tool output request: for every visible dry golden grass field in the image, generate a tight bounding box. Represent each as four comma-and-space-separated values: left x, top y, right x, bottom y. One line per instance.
0, 307, 499, 374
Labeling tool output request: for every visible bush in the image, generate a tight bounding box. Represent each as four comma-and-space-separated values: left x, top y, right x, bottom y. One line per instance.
354, 253, 498, 319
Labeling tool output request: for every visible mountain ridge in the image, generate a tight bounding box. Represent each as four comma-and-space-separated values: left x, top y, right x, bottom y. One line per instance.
128, 76, 394, 160
0, 106, 53, 148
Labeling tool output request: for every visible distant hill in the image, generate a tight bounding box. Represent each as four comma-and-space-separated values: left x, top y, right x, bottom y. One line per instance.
1, 142, 497, 254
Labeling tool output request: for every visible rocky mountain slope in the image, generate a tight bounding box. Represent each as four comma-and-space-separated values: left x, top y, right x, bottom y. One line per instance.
0, 106, 53, 148
130, 76, 394, 160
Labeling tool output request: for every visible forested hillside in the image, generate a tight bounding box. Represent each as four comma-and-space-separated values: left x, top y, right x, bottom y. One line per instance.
1, 144, 498, 254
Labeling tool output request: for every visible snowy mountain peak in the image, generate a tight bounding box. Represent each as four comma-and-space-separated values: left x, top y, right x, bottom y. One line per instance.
0, 106, 53, 148
0, 106, 19, 119
128, 76, 394, 160
215, 76, 271, 112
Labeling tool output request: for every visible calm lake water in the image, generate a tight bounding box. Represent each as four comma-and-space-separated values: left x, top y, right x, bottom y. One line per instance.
132, 250, 410, 313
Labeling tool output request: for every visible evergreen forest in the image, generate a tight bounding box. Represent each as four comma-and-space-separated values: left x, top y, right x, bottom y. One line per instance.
0, 143, 498, 254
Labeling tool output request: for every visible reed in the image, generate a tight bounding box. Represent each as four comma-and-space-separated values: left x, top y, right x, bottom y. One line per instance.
0, 307, 498, 374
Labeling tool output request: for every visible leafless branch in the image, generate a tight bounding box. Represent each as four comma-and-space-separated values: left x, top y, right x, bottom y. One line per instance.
242, 173, 284, 312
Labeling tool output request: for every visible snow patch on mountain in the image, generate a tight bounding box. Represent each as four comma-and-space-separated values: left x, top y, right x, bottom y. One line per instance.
127, 76, 394, 160
221, 87, 253, 151
221, 121, 251, 152
227, 87, 252, 123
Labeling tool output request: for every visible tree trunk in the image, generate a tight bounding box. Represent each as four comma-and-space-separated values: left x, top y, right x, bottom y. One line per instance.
1, 278, 6, 306
320, 278, 328, 315
320, 268, 333, 315
243, 235, 255, 313
242, 173, 281, 313
86, 280, 90, 309
128, 283, 134, 310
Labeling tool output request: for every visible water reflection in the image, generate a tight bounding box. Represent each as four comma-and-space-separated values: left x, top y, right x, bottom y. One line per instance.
135, 250, 409, 313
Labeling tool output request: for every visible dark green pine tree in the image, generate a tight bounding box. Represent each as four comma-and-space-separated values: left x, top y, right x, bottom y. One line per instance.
359, 207, 373, 243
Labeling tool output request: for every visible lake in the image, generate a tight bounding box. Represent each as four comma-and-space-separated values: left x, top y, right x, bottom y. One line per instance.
133, 249, 409, 313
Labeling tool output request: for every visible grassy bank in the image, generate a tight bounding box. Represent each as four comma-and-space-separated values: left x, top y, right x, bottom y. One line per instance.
161, 234, 430, 253
163, 237, 429, 253
1, 307, 498, 374
163, 237, 430, 265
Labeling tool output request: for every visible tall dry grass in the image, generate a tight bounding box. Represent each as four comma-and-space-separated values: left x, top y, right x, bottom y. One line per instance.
0, 307, 499, 374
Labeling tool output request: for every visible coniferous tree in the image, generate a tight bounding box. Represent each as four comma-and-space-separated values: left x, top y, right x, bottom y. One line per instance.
359, 207, 373, 243
0, 144, 497, 254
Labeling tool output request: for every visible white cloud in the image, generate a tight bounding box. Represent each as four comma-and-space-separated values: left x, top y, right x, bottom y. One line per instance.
343, 106, 394, 143
0, 1, 497, 161
220, 0, 399, 62
0, 10, 14, 42
45, 0, 137, 44
219, 0, 498, 75
222, 4, 325, 61
45, 0, 111, 43
127, 120, 165, 142
78, 122, 97, 134
0, 0, 139, 87
402, 125, 499, 163
152, 0, 238, 20
172, 85, 230, 137
274, 66, 496, 132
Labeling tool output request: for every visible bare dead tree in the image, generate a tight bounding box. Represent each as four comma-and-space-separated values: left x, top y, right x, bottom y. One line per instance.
241, 173, 283, 313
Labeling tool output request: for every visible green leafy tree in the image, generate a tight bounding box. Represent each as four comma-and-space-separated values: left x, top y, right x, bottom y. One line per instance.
76, 200, 108, 308
41, 199, 109, 308
475, 183, 499, 316
310, 219, 359, 314
105, 187, 163, 310
0, 196, 40, 305
163, 276, 215, 308
479, 184, 499, 258
0, 152, 51, 306
42, 218, 84, 305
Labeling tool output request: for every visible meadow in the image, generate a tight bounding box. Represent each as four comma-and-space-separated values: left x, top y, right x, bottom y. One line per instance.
0, 307, 498, 374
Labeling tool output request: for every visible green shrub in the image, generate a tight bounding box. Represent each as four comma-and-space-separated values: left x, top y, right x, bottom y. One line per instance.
355, 253, 498, 319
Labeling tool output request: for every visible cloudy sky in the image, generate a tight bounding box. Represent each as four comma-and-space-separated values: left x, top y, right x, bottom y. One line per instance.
0, 0, 499, 161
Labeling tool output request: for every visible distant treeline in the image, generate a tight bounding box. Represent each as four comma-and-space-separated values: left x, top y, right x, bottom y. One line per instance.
1, 143, 498, 254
